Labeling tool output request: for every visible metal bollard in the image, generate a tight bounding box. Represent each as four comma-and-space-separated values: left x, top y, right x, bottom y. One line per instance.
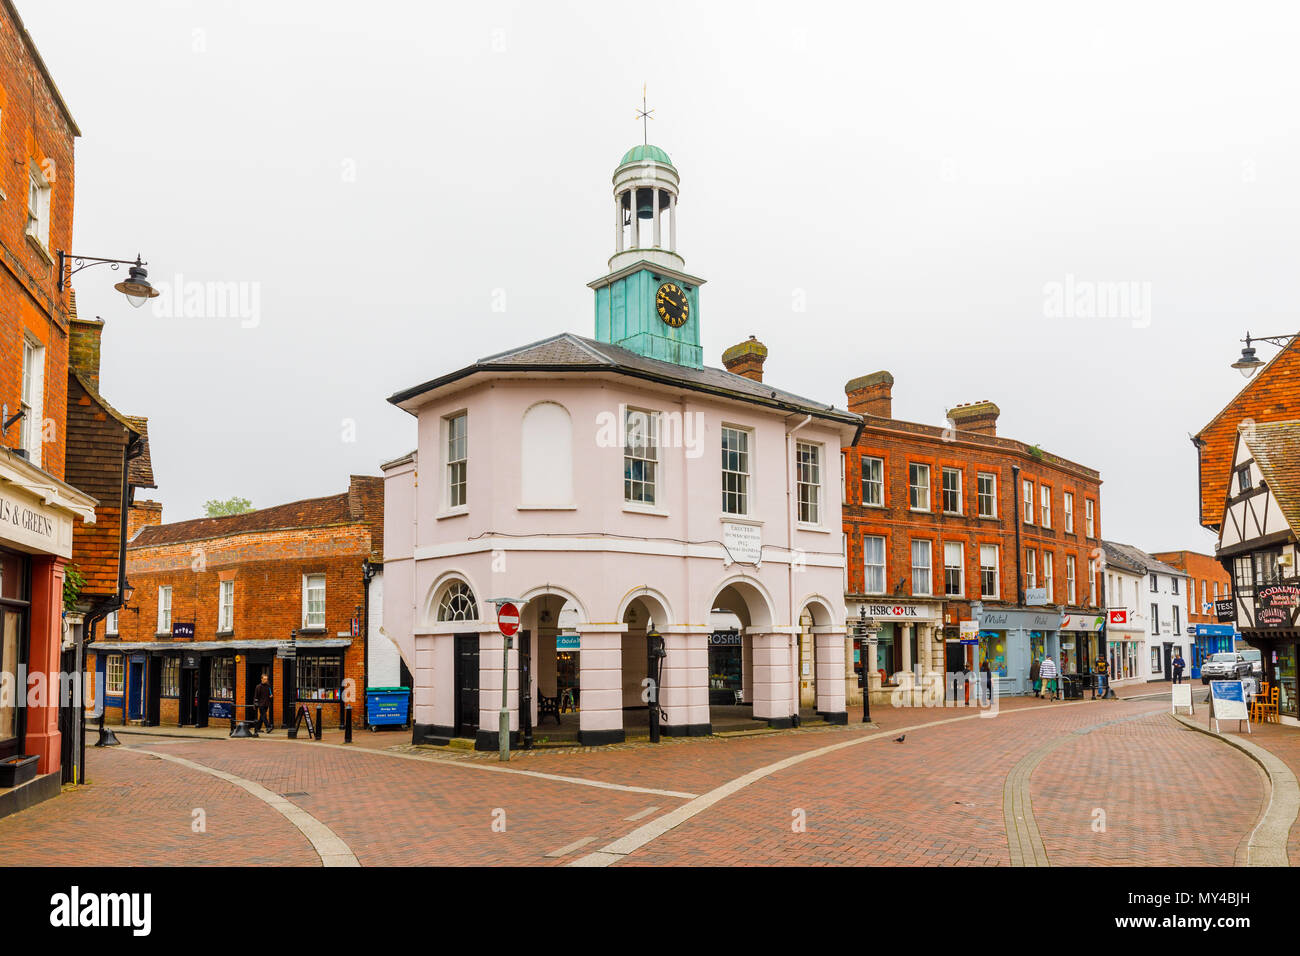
315, 706, 323, 741
344, 706, 352, 744
230, 711, 237, 734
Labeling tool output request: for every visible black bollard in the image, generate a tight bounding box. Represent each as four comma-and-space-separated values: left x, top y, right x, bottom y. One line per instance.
344, 706, 352, 744
94, 712, 121, 748
315, 706, 323, 740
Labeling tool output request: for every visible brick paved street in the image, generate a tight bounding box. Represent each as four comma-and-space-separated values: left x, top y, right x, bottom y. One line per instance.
0, 696, 1278, 867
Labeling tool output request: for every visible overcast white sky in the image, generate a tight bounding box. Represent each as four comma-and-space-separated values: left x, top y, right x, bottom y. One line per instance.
23, 0, 1300, 551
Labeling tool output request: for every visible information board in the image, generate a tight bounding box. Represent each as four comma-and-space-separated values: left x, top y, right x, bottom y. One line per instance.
1209, 680, 1250, 734
1171, 682, 1193, 715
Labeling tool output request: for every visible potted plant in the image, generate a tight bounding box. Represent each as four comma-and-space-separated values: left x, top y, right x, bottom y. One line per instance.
0, 754, 39, 788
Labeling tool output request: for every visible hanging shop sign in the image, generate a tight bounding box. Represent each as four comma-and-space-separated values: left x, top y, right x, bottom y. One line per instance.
556, 633, 580, 651
1257, 584, 1300, 628
172, 621, 195, 640
1025, 588, 1048, 606
1214, 599, 1237, 623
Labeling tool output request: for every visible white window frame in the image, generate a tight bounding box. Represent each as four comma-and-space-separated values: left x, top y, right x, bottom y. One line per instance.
1067, 555, 1077, 604
796, 441, 822, 526
1025, 549, 1037, 590
980, 545, 1000, 599
1063, 491, 1074, 533
19, 337, 44, 467
25, 162, 52, 252
1085, 498, 1095, 537
624, 407, 659, 506
105, 610, 118, 636
218, 579, 234, 632
911, 539, 932, 597
1023, 479, 1034, 525
303, 573, 326, 630
106, 655, 125, 696
1040, 485, 1051, 528
445, 412, 468, 510
909, 463, 930, 513
861, 456, 884, 507
1043, 551, 1054, 601
944, 541, 964, 597
942, 467, 963, 515
977, 472, 997, 518
156, 586, 172, 634
864, 535, 886, 595
721, 425, 751, 516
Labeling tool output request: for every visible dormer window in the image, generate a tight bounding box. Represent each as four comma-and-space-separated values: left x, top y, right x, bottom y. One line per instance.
1236, 464, 1253, 495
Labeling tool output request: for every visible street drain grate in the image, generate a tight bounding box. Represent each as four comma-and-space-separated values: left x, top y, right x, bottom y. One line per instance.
282, 792, 308, 798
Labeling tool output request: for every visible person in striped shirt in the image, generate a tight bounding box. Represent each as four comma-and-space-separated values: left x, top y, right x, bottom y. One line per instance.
1039, 655, 1059, 699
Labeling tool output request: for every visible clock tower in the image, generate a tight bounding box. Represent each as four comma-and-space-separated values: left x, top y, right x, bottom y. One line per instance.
589, 144, 706, 369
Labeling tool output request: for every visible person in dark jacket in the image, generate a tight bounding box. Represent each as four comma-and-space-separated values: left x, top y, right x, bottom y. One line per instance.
253, 674, 274, 733
1172, 652, 1186, 685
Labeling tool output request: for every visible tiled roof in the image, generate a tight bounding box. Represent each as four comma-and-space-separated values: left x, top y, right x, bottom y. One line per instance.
124, 416, 155, 489
1242, 419, 1300, 535
389, 332, 861, 429
1102, 540, 1187, 578
130, 476, 384, 554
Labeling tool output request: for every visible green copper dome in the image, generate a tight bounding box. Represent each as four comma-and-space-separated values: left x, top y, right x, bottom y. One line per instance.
619, 144, 673, 168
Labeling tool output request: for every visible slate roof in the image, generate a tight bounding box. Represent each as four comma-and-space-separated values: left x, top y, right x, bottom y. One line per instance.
1102, 541, 1187, 578
124, 416, 155, 489
388, 332, 862, 431
1242, 419, 1300, 534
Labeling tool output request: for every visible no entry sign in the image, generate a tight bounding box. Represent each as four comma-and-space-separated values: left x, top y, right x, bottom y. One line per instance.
497, 602, 520, 637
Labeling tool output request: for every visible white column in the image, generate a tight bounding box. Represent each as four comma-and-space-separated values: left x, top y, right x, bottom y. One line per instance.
901, 623, 913, 675
813, 626, 848, 721
615, 192, 623, 253
630, 187, 640, 249
576, 623, 627, 744
652, 186, 661, 247
661, 625, 710, 732
751, 628, 797, 726
668, 192, 676, 251
476, 628, 518, 744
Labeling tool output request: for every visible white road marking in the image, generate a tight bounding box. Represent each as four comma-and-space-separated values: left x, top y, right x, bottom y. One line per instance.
544, 836, 597, 858
122, 747, 359, 867
624, 806, 660, 821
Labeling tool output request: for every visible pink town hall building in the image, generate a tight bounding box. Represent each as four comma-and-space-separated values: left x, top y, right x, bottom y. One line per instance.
383, 143, 861, 748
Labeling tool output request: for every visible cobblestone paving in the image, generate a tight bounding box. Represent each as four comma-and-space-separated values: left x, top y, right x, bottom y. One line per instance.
0, 696, 1273, 867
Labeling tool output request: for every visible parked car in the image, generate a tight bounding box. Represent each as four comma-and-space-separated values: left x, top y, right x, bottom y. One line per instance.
1201, 652, 1252, 684
1240, 648, 1263, 679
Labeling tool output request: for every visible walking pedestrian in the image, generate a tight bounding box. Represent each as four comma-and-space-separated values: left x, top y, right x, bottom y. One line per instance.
1172, 651, 1186, 685
253, 673, 274, 733
980, 658, 992, 704
1094, 656, 1109, 699
1030, 657, 1042, 697
1039, 655, 1058, 700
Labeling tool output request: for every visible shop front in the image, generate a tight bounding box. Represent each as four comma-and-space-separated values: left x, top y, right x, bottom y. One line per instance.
847, 599, 944, 702
1189, 624, 1237, 680
0, 460, 97, 810
975, 606, 1064, 697
708, 628, 743, 704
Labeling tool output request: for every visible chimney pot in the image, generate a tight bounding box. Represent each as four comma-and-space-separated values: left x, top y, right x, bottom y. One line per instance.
945, 400, 1001, 437
845, 371, 894, 419
722, 337, 769, 382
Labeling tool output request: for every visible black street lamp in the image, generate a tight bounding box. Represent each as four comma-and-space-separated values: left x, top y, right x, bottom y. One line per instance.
856, 605, 874, 723
647, 623, 666, 743
1231, 332, 1296, 379
56, 252, 160, 307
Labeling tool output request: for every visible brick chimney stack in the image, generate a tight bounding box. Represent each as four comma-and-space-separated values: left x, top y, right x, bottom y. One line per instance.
946, 400, 1001, 437
127, 500, 164, 540
69, 294, 105, 390
845, 371, 894, 419
722, 336, 768, 382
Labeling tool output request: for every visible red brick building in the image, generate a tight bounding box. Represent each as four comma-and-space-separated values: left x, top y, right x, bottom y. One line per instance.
89, 477, 383, 730
837, 369, 1105, 698
0, 0, 100, 807
1150, 549, 1232, 630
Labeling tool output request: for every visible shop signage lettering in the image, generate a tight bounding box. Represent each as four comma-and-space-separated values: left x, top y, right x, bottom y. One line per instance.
722, 522, 762, 564
859, 603, 934, 620
708, 630, 742, 646
1256, 585, 1299, 628
0, 496, 55, 539
1025, 588, 1048, 606
1214, 599, 1237, 623
172, 622, 195, 640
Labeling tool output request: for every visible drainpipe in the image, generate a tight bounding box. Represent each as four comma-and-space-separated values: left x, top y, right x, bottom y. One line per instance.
79, 433, 143, 784
362, 559, 377, 726
1011, 464, 1024, 607
785, 414, 813, 724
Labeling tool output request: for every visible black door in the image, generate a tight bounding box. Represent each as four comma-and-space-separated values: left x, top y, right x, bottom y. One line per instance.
281, 657, 297, 726
246, 653, 273, 724
1163, 642, 1174, 681
454, 634, 480, 738
146, 656, 162, 726
59, 646, 77, 782
519, 630, 532, 749
180, 665, 195, 723
197, 658, 212, 727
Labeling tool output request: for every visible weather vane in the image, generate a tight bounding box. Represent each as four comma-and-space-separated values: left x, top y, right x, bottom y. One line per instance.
636, 82, 654, 145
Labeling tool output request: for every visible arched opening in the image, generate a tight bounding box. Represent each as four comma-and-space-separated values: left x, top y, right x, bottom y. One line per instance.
708, 578, 776, 731
796, 597, 842, 725
524, 592, 583, 741
431, 578, 481, 742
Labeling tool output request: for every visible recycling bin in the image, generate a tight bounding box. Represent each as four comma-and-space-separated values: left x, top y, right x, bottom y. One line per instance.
365, 687, 410, 730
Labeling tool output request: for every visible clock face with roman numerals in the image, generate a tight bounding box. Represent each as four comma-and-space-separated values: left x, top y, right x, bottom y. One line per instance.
655, 282, 689, 328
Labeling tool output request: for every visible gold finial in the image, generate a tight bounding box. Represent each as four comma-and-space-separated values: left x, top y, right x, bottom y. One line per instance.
635, 82, 654, 145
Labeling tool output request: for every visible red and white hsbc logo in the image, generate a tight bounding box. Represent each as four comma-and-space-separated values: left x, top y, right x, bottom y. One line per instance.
1108, 609, 1129, 625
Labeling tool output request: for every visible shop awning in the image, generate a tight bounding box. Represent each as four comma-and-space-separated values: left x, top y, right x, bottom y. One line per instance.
90, 638, 352, 652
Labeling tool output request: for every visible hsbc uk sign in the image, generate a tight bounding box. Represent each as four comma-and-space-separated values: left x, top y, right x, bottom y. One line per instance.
854, 602, 940, 621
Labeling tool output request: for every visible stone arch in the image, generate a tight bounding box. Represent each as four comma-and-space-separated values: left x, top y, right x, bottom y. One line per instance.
422, 570, 483, 629
706, 573, 777, 631
616, 585, 674, 631
517, 584, 589, 625
797, 594, 838, 628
